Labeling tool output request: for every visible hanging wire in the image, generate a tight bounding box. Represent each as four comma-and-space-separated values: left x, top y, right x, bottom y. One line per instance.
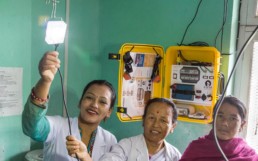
54, 44, 72, 136
54, 45, 80, 161
44, 1, 78, 161
213, 25, 258, 161
214, 0, 229, 50
179, 0, 203, 46
220, 0, 229, 52
46, 0, 59, 18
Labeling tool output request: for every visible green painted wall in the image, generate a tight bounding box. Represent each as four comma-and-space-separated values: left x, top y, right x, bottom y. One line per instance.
0, 0, 239, 160
66, 0, 102, 116
98, 0, 238, 152
0, 1, 31, 160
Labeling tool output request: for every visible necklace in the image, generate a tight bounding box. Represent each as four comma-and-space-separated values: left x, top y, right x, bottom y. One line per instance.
79, 126, 97, 157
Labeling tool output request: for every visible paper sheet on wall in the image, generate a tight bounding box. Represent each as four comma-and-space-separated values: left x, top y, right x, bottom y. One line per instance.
0, 67, 23, 116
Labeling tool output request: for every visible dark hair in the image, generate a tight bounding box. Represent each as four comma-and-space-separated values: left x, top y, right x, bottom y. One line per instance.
213, 95, 247, 121
142, 98, 178, 123
79, 80, 116, 109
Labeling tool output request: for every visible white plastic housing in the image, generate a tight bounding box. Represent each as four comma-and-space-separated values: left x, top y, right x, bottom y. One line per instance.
45, 20, 67, 45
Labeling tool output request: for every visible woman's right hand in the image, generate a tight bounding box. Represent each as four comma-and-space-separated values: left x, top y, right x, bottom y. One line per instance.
66, 135, 92, 161
38, 51, 60, 83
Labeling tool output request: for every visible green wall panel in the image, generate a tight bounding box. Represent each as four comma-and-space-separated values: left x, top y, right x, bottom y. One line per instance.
0, 0, 31, 160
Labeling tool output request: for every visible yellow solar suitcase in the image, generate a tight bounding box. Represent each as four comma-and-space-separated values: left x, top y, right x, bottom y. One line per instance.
115, 43, 221, 124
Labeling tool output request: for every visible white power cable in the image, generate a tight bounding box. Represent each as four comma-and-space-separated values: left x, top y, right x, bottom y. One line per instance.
213, 25, 258, 161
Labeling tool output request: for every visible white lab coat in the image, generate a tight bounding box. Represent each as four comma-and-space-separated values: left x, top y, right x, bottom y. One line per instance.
44, 116, 117, 161
99, 134, 181, 161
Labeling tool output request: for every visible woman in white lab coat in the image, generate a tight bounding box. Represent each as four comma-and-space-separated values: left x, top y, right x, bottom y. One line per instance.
66, 97, 181, 161
22, 51, 117, 161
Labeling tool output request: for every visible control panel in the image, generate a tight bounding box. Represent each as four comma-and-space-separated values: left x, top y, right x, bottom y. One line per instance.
171, 65, 214, 106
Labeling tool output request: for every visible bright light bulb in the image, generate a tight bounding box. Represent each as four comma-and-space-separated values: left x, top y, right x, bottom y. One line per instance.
45, 20, 67, 45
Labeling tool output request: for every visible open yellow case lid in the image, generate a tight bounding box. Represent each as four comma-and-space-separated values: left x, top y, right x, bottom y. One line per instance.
117, 43, 165, 122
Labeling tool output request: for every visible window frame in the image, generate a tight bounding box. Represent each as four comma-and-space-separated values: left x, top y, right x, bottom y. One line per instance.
240, 0, 258, 25
234, 0, 258, 150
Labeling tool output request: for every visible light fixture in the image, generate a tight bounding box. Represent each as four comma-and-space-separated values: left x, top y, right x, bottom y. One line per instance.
45, 20, 67, 45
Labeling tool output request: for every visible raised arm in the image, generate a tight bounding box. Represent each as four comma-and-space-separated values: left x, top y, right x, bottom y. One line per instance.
22, 51, 60, 141
33, 51, 60, 104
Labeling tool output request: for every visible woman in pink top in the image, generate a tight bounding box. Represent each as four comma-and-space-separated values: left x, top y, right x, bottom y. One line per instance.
180, 96, 258, 161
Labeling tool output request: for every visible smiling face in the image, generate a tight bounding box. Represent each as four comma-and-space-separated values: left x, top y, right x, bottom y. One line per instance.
215, 102, 246, 140
143, 102, 176, 145
79, 84, 112, 125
